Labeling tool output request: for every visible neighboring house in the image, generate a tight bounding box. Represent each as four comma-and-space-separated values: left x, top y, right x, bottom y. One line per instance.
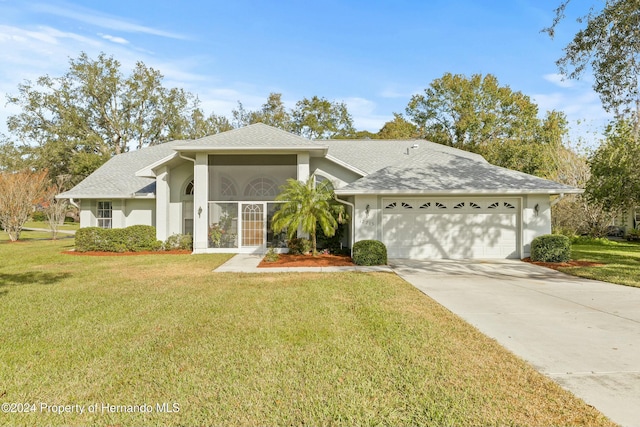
58, 123, 581, 259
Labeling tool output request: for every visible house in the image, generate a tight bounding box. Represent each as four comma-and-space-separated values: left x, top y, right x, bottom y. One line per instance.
58, 123, 581, 259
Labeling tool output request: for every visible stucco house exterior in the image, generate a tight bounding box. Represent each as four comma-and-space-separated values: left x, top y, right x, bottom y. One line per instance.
58, 123, 581, 259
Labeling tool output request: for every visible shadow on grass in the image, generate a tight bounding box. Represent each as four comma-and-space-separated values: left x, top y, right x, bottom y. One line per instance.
0, 271, 72, 290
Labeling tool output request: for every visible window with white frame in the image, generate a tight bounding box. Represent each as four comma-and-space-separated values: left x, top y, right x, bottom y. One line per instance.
97, 201, 112, 229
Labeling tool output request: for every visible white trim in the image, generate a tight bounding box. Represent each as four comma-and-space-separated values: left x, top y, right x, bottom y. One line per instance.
135, 152, 179, 177
174, 146, 328, 156
336, 188, 583, 196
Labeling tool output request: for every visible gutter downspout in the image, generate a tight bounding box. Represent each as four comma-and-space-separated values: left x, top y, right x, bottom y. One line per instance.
68, 198, 79, 209
334, 195, 355, 257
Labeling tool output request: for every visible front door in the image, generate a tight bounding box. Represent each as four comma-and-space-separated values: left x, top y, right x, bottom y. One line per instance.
241, 203, 264, 248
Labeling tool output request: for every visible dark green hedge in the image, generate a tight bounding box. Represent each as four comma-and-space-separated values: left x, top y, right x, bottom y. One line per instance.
352, 240, 387, 266
75, 225, 161, 252
530, 234, 571, 263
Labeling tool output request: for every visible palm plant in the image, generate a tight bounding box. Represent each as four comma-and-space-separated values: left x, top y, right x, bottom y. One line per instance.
272, 176, 345, 255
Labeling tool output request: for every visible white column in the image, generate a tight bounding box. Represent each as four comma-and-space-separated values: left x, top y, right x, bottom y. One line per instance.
297, 152, 310, 182
193, 153, 209, 252
155, 166, 170, 241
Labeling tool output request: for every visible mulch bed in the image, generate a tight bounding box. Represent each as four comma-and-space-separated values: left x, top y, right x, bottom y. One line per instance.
258, 253, 354, 268
64, 250, 191, 256
522, 257, 604, 270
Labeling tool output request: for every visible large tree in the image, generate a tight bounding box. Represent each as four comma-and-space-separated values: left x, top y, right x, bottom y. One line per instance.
291, 96, 355, 140
406, 73, 541, 151
406, 73, 565, 177
6, 52, 218, 181
586, 119, 640, 212
544, 0, 640, 132
232, 93, 293, 131
377, 113, 419, 139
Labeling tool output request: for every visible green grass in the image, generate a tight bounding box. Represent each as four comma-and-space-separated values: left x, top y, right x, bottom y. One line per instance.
561, 239, 640, 288
0, 239, 613, 426
23, 221, 80, 231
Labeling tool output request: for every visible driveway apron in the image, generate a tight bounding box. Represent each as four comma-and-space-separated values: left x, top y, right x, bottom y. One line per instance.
391, 259, 640, 427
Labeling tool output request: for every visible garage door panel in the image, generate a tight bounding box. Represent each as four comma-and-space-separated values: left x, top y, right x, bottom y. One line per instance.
382, 199, 519, 259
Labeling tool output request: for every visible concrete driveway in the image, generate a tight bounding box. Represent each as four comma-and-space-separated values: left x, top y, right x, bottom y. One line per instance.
390, 259, 640, 427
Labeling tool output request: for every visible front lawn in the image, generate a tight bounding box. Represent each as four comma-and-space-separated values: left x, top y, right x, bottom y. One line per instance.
561, 239, 640, 288
0, 238, 613, 426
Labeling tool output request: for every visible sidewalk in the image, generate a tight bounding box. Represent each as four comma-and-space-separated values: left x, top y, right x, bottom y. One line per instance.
213, 253, 393, 273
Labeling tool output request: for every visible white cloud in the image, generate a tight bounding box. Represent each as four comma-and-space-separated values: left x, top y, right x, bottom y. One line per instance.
543, 73, 575, 88
31, 2, 187, 40
99, 33, 129, 45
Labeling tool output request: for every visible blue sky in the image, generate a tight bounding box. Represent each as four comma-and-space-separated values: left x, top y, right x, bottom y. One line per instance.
0, 0, 609, 146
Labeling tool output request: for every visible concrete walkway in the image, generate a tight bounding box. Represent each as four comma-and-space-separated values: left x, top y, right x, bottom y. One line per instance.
390, 259, 640, 427
213, 253, 393, 273
23, 227, 76, 235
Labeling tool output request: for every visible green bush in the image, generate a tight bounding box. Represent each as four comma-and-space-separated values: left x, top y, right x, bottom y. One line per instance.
352, 240, 387, 266
531, 234, 571, 262
287, 238, 312, 255
124, 225, 160, 252
31, 211, 47, 222
74, 225, 161, 252
163, 234, 193, 251
263, 247, 280, 262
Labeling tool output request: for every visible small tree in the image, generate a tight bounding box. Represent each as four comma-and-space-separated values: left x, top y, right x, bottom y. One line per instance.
0, 170, 49, 241
43, 175, 71, 240
271, 176, 344, 255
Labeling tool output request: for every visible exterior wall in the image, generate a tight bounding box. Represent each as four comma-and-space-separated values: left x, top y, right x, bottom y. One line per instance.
78, 199, 94, 227
310, 157, 362, 189
78, 199, 155, 229
124, 199, 155, 227
353, 195, 379, 242
521, 195, 551, 257
168, 161, 194, 237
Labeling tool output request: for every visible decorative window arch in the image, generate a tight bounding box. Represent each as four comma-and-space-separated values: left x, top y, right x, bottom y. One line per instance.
184, 179, 194, 196
244, 177, 278, 198
220, 176, 238, 198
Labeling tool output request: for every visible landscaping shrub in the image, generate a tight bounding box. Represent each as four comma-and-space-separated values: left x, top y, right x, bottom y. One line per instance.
75, 227, 107, 252
163, 233, 193, 251
264, 247, 279, 262
30, 211, 47, 222
531, 234, 571, 262
124, 225, 160, 252
75, 225, 161, 252
287, 238, 312, 255
352, 240, 387, 266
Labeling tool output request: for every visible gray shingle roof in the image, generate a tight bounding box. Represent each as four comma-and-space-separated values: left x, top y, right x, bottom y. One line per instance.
322, 139, 486, 175
176, 122, 328, 151
58, 124, 580, 199
334, 148, 580, 195
57, 140, 185, 199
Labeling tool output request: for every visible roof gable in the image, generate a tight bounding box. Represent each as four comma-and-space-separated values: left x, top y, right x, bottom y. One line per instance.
175, 123, 327, 153
335, 149, 580, 195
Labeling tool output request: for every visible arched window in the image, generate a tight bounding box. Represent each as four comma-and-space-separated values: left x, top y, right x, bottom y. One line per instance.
244, 177, 278, 198
220, 176, 238, 198
185, 179, 194, 196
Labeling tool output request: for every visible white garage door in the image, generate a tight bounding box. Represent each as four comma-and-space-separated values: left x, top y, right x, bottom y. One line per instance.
382, 198, 519, 259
